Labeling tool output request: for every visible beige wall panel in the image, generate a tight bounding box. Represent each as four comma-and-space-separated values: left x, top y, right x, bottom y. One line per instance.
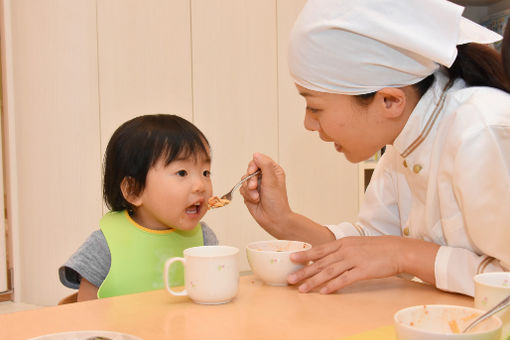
97, 0, 192, 153
0, 114, 5, 292
0, 46, 6, 292
191, 0, 278, 270
277, 0, 358, 226
7, 0, 102, 305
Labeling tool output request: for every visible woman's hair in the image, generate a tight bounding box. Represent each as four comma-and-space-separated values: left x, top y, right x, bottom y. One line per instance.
356, 23, 510, 104
103, 114, 210, 212
448, 24, 510, 93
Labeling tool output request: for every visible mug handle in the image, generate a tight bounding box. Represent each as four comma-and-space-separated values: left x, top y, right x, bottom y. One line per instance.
164, 257, 187, 296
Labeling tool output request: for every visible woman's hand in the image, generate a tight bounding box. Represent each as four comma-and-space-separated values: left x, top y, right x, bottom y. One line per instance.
240, 153, 293, 236
240, 152, 336, 244
288, 236, 439, 293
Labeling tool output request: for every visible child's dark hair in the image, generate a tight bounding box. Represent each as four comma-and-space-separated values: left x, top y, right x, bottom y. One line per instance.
103, 114, 211, 212
356, 24, 510, 104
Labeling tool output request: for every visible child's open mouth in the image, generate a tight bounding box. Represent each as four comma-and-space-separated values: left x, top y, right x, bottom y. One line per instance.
185, 202, 202, 215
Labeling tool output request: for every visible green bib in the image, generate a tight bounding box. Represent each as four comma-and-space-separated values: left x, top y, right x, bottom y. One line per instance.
97, 210, 204, 298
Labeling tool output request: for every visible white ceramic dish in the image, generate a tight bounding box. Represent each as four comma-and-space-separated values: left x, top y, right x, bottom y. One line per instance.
474, 272, 510, 340
394, 304, 502, 340
246, 240, 311, 286
29, 330, 143, 340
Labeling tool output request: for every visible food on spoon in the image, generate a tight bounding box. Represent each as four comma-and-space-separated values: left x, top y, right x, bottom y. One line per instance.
208, 196, 231, 209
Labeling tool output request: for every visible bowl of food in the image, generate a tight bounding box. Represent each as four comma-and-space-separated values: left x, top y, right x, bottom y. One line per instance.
394, 304, 502, 340
246, 240, 311, 286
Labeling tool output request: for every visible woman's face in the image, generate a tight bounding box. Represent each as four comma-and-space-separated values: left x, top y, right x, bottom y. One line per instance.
296, 84, 398, 163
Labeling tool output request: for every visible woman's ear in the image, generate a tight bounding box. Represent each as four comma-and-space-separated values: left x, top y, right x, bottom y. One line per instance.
375, 87, 407, 119
120, 177, 142, 207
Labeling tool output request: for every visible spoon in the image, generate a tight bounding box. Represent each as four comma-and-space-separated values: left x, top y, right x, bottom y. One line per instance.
208, 169, 261, 209
462, 293, 510, 333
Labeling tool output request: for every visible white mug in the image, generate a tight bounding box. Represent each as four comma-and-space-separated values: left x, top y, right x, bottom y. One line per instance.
474, 272, 510, 340
164, 245, 240, 304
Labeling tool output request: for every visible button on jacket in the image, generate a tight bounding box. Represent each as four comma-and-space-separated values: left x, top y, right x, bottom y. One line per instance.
327, 70, 510, 296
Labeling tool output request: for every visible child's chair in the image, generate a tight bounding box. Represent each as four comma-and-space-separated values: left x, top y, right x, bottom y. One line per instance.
58, 292, 78, 305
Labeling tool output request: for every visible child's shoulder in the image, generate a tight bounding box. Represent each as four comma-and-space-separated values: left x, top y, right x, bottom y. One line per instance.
200, 221, 218, 245
73, 229, 110, 258
59, 229, 111, 289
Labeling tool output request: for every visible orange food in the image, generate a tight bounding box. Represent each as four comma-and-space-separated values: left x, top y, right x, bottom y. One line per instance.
462, 313, 479, 322
208, 196, 230, 209
449, 320, 460, 334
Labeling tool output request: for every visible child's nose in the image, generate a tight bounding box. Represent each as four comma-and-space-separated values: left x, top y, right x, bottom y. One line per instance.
192, 176, 207, 193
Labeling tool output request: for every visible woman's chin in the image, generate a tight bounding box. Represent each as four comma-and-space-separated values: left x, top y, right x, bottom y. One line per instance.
343, 151, 371, 164
334, 144, 376, 163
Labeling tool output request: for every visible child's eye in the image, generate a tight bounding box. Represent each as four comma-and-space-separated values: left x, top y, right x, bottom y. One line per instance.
203, 170, 211, 177
177, 170, 188, 177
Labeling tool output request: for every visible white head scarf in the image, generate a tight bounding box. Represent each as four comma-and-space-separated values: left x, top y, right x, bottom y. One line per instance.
289, 0, 502, 95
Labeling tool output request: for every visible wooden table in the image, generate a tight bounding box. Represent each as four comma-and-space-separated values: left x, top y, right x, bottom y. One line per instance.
0, 275, 472, 339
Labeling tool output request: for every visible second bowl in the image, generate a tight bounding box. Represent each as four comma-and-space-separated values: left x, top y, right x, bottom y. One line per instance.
246, 240, 312, 286
394, 304, 502, 340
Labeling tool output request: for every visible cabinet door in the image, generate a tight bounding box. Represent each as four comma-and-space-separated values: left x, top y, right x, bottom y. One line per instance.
0, 115, 6, 293
97, 0, 193, 156
278, 0, 358, 225
5, 0, 102, 305
191, 0, 278, 269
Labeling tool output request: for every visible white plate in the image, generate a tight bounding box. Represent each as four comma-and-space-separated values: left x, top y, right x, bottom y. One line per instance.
29, 330, 143, 340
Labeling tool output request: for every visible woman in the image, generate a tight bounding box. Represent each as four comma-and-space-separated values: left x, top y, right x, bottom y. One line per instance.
241, 0, 510, 297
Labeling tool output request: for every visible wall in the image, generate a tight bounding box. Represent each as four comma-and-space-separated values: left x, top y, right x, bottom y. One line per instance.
1, 0, 358, 305
0, 63, 5, 292
3, 0, 103, 305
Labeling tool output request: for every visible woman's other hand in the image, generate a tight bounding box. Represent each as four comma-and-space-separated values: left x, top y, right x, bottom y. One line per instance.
240, 152, 292, 235
288, 236, 439, 293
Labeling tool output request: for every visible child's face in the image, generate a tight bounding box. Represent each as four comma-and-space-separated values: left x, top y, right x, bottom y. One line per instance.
296, 84, 399, 163
130, 153, 212, 230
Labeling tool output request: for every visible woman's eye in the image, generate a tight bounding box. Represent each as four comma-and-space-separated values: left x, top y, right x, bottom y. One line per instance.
177, 170, 188, 177
306, 106, 320, 114
203, 170, 211, 177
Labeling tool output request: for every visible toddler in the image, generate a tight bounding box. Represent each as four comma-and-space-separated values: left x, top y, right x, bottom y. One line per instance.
59, 114, 217, 301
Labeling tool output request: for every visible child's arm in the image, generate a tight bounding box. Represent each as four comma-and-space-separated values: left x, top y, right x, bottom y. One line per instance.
77, 278, 99, 301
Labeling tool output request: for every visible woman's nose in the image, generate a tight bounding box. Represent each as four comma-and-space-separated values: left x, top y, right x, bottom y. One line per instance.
304, 112, 319, 131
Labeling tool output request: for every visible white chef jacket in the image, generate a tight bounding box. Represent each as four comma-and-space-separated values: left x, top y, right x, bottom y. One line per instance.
327, 70, 510, 296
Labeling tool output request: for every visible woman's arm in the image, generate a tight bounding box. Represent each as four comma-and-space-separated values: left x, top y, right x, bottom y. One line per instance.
278, 212, 336, 246
77, 278, 99, 301
240, 152, 335, 245
288, 235, 439, 293
429, 115, 510, 295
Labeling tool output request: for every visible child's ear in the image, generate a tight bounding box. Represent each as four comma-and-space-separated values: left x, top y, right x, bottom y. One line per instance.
120, 177, 142, 207
375, 87, 407, 119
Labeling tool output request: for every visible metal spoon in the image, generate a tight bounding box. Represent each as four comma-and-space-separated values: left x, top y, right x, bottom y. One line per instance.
208, 169, 261, 209
462, 293, 510, 333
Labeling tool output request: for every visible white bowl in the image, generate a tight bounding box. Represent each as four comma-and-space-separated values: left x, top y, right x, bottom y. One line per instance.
394, 305, 502, 340
246, 240, 312, 286
474, 272, 510, 340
